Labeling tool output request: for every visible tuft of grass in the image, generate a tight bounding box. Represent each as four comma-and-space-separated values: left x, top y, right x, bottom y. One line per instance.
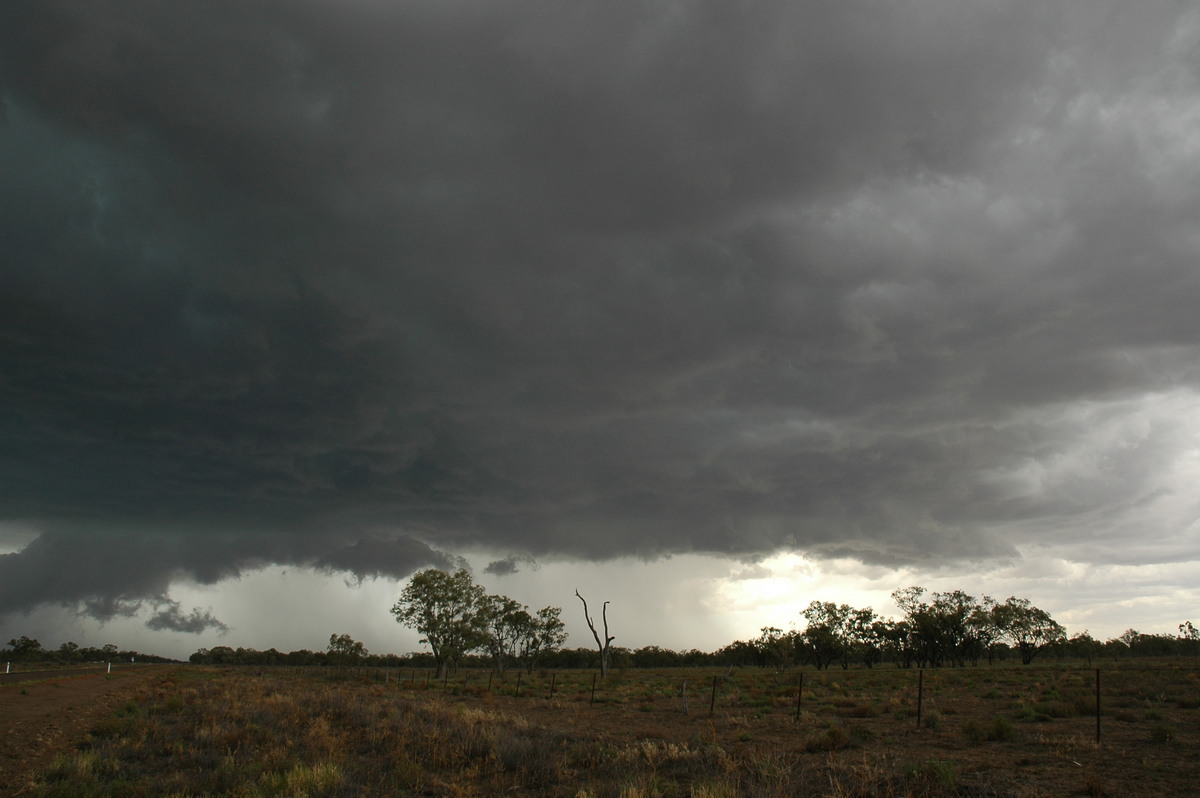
804, 722, 852, 752
901, 759, 959, 793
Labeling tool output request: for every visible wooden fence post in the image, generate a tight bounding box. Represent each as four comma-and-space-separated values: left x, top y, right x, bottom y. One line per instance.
916, 669, 924, 728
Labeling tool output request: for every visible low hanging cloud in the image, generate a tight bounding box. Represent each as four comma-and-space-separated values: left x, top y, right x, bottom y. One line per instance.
2, 1, 1200, 628
145, 599, 229, 635
0, 524, 461, 628
484, 555, 540, 577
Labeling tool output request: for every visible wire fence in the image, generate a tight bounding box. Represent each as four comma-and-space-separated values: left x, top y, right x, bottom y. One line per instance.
257, 660, 1200, 745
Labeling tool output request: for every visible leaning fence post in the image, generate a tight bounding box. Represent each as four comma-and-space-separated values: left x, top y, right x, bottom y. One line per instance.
515, 672, 523, 698
916, 669, 924, 728
549, 672, 557, 699
709, 674, 719, 717
795, 672, 804, 722
1095, 669, 1101, 743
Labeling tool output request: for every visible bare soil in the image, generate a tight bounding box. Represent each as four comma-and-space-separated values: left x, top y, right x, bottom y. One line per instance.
0, 667, 170, 795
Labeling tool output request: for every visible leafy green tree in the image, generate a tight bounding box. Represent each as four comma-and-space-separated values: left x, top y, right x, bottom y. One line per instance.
480, 594, 530, 673
327, 633, 369, 663
848, 608, 886, 668
6, 636, 43, 661
965, 597, 1003, 665
802, 602, 853, 670
1067, 631, 1103, 664
753, 626, 796, 670
520, 606, 567, 673
391, 568, 488, 678
995, 597, 1065, 664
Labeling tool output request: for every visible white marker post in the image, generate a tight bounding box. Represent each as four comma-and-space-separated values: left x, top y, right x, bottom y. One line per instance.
107, 662, 112, 674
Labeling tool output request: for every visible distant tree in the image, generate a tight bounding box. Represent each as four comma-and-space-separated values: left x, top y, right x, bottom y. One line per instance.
480, 594, 530, 673
57, 641, 81, 663
1067, 631, 1103, 665
1180, 621, 1200, 657
753, 626, 795, 670
715, 639, 760, 667
327, 633, 369, 663
6, 636, 43, 661
848, 608, 886, 668
801, 603, 853, 670
1118, 628, 1140, 648
575, 589, 614, 679
391, 568, 488, 678
928, 590, 978, 667
519, 606, 567, 673
965, 597, 1003, 665
994, 597, 1065, 664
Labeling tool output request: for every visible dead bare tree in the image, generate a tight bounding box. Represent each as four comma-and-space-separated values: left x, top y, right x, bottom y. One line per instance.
575, 589, 614, 679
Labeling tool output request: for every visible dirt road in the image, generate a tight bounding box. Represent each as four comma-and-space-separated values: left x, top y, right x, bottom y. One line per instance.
0, 666, 171, 794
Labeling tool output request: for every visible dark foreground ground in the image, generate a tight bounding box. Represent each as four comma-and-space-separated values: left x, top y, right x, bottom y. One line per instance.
6, 661, 1199, 796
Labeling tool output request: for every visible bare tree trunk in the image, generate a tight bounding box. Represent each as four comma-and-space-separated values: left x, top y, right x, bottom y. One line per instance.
576, 589, 614, 679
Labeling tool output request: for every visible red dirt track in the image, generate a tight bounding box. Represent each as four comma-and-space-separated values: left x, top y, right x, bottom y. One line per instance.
0, 666, 170, 795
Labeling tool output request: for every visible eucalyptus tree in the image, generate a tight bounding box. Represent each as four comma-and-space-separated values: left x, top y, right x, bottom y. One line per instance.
480, 594, 529, 673
801, 601, 853, 670
327, 633, 369, 663
391, 568, 488, 678
994, 596, 1065, 664
519, 606, 567, 673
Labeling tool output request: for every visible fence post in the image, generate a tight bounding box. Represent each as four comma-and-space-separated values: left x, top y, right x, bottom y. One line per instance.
916, 669, 924, 728
1095, 669, 1101, 744
549, 672, 556, 700
590, 673, 597, 705
515, 672, 523, 698
709, 674, 718, 717
795, 672, 804, 722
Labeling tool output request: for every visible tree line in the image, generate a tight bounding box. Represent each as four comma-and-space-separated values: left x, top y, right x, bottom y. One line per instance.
12, 573, 1198, 670
3, 635, 175, 664
383, 572, 1200, 674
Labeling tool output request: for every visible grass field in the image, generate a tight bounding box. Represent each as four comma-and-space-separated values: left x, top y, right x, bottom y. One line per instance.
24, 660, 1200, 796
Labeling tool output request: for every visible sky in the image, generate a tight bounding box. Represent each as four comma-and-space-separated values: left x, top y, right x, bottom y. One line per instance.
2, 1, 1199, 661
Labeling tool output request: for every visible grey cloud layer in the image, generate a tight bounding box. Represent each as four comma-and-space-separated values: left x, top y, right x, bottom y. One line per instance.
2, 1, 1199, 626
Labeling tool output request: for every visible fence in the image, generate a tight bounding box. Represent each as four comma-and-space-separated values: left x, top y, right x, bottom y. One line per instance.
257, 661, 1199, 745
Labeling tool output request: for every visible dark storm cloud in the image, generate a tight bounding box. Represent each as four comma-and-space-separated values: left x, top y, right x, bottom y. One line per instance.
146, 599, 229, 635
3, 0, 1200, 622
484, 555, 539, 577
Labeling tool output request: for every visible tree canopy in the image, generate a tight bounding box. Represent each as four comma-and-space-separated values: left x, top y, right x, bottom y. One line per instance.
391, 568, 567, 676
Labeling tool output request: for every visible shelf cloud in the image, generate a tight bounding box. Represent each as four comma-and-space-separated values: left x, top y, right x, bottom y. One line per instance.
2, 1, 1199, 640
